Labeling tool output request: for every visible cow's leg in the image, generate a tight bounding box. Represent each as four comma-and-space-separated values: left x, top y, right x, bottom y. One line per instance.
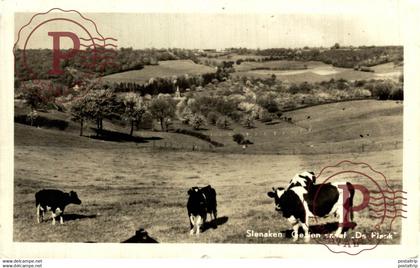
334, 209, 344, 237
292, 223, 300, 242
302, 218, 310, 243
55, 208, 63, 225
189, 215, 195, 235
36, 204, 41, 223
212, 211, 218, 228
51, 212, 56, 225
208, 212, 213, 222
196, 215, 203, 235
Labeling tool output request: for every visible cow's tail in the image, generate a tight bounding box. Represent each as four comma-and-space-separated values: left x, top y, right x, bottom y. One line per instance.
346, 182, 355, 222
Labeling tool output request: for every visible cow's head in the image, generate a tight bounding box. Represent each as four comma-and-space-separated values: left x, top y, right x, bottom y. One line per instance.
69, 191, 82, 205
267, 187, 285, 212
188, 187, 206, 206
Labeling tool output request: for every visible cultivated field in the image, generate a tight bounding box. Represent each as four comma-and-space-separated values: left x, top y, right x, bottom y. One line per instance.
13, 100, 403, 244
102, 60, 216, 84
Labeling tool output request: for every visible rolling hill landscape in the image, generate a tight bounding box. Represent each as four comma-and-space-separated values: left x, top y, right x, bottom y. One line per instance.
13, 43, 404, 245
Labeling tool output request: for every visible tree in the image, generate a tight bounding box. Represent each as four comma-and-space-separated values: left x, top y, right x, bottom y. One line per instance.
216, 116, 231, 129
332, 43, 340, 50
122, 93, 146, 136
76, 89, 121, 136
91, 89, 121, 134
243, 114, 255, 128
372, 81, 394, 100
71, 96, 90, 136
149, 97, 176, 131
257, 93, 279, 113
207, 111, 220, 125
190, 113, 206, 130
22, 84, 53, 111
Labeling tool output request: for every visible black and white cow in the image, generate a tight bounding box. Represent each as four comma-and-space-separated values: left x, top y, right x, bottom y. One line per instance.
287, 171, 316, 191
267, 182, 355, 242
187, 185, 217, 235
35, 189, 82, 225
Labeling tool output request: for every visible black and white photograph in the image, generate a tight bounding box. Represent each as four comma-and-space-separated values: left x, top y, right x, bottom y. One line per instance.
1, 0, 419, 263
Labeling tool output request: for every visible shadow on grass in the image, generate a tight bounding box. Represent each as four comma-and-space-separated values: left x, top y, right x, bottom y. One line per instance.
202, 216, 229, 233
121, 228, 159, 243
265, 121, 281, 126
89, 128, 162, 143
283, 222, 357, 238
62, 213, 97, 221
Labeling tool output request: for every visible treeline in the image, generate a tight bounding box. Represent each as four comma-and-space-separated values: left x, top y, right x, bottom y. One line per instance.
14, 47, 199, 82
227, 46, 403, 68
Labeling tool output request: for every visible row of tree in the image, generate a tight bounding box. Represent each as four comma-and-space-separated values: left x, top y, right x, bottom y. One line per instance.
14, 47, 199, 82
70, 90, 176, 136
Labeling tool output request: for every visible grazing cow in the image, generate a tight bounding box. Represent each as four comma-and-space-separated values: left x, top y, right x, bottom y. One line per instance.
187, 185, 217, 235
267, 182, 355, 242
35, 189, 82, 225
287, 171, 316, 191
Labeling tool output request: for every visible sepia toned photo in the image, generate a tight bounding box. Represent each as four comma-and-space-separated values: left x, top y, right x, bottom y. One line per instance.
1, 0, 418, 261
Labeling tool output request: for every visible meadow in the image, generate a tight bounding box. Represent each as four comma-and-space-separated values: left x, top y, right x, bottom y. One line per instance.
102, 60, 215, 84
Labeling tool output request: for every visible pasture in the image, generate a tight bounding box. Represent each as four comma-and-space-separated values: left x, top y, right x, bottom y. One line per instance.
13, 128, 402, 243
13, 100, 403, 244
102, 60, 215, 84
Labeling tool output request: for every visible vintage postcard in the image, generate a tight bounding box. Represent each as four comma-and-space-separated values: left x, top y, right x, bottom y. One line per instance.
0, 0, 419, 263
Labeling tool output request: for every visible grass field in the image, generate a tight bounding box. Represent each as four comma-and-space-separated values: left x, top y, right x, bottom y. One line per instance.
13, 131, 403, 243
15, 100, 403, 154
102, 60, 216, 84
233, 62, 403, 83
13, 100, 403, 244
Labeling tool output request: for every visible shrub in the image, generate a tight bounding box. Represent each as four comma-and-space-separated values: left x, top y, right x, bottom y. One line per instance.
207, 111, 221, 125
174, 128, 223, 147
138, 111, 154, 130
190, 113, 206, 130
256, 93, 279, 113
354, 80, 366, 87
372, 82, 393, 100
288, 83, 300, 94
336, 79, 349, 90
259, 109, 273, 123
390, 88, 403, 100
288, 82, 312, 94
230, 111, 243, 123
352, 88, 372, 98
216, 116, 231, 129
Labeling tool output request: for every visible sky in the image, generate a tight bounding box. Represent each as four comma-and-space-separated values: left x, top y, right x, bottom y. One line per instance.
15, 10, 403, 50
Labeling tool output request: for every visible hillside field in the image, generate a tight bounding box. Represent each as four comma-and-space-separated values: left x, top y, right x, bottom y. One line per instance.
233, 62, 402, 83
102, 60, 216, 84
13, 100, 403, 244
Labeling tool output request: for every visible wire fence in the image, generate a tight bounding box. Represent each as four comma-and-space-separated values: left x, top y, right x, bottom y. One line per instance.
148, 138, 403, 155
